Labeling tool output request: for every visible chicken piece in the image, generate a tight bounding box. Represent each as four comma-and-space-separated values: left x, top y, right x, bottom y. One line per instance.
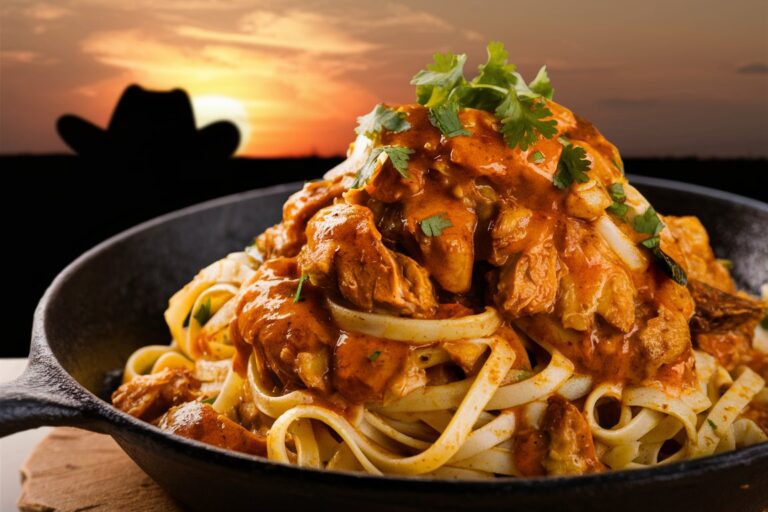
688, 279, 764, 370
541, 395, 604, 475
158, 401, 266, 456
298, 203, 437, 317
513, 429, 547, 476
664, 216, 734, 292
638, 305, 692, 375
489, 204, 554, 266
332, 332, 422, 404
495, 240, 559, 317
689, 280, 764, 334
235, 257, 336, 392
112, 368, 201, 422
401, 179, 477, 293
565, 180, 612, 221
557, 218, 636, 332
256, 176, 345, 258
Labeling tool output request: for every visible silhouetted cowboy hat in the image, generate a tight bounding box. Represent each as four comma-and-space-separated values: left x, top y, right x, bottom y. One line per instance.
57, 84, 240, 161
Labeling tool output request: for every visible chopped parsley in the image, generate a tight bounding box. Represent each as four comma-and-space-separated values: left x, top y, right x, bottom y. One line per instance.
529, 150, 545, 164
606, 182, 628, 218
553, 141, 591, 190
420, 213, 453, 237
633, 207, 688, 285
707, 419, 718, 431
294, 273, 309, 303
352, 145, 413, 188
193, 297, 212, 326
369, 350, 382, 361
202, 395, 217, 405
355, 103, 410, 140
409, 41, 557, 149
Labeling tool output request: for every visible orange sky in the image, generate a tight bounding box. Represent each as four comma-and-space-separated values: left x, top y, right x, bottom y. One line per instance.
1, 0, 766, 157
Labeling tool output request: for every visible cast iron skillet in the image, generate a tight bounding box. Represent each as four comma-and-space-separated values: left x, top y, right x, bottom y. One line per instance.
1, 176, 766, 512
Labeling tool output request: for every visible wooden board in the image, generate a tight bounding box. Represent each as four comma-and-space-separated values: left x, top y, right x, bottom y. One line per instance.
18, 427, 182, 512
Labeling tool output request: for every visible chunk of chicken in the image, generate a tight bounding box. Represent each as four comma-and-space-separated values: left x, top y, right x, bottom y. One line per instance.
298, 203, 437, 317
489, 204, 554, 266
158, 401, 266, 456
664, 216, 734, 292
541, 395, 604, 475
332, 332, 424, 404
235, 257, 335, 392
638, 304, 692, 375
401, 179, 477, 293
256, 176, 346, 258
688, 279, 764, 370
112, 368, 200, 422
495, 240, 559, 317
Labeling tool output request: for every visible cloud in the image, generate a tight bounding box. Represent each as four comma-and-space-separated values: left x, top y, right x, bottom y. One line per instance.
23, 3, 72, 20
735, 62, 768, 74
175, 9, 377, 54
0, 50, 57, 65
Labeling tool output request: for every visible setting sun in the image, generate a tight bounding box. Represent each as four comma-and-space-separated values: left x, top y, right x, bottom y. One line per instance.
191, 95, 252, 155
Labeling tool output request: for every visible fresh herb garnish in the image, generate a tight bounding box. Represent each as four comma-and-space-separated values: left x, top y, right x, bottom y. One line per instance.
606, 182, 628, 218
529, 150, 545, 164
761, 310, 768, 330
707, 419, 718, 431
369, 351, 382, 361
409, 42, 557, 149
355, 103, 411, 140
427, 97, 471, 138
193, 297, 212, 326
294, 273, 309, 303
352, 145, 413, 188
633, 206, 664, 237
553, 141, 591, 190
420, 213, 453, 237
202, 395, 217, 405
633, 207, 688, 285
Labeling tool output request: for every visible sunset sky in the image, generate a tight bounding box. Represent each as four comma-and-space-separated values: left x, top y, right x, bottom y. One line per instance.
1, 0, 766, 157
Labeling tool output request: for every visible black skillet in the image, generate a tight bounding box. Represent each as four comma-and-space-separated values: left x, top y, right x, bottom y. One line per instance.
1, 176, 767, 512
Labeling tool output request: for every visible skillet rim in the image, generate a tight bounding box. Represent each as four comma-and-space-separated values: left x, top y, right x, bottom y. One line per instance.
32, 175, 768, 491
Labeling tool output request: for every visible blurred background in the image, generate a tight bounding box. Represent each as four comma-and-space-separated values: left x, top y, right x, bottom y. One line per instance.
1, 0, 766, 356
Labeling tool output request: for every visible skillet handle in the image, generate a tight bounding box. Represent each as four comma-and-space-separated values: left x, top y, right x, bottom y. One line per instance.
0, 358, 104, 437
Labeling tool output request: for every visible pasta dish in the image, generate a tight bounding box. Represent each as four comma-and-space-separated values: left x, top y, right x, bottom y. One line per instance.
112, 43, 768, 478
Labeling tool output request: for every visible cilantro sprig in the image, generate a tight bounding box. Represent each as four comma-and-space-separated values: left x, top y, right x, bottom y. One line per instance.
553, 141, 591, 189
632, 207, 688, 285
355, 104, 411, 140
419, 213, 453, 237
409, 42, 556, 148
193, 297, 212, 326
352, 146, 413, 189
606, 182, 628, 218
294, 273, 309, 303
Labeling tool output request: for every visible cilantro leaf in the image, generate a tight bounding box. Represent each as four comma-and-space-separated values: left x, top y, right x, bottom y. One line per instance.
293, 273, 308, 303
352, 146, 413, 188
529, 150, 545, 164
369, 351, 381, 362
553, 142, 591, 189
355, 104, 410, 139
636, 227, 688, 285
428, 97, 471, 138
633, 207, 664, 236
411, 52, 467, 108
496, 92, 558, 151
474, 41, 517, 89
707, 419, 718, 431
419, 213, 453, 237
608, 183, 626, 203
761, 311, 768, 330
202, 395, 218, 405
193, 297, 212, 326
528, 66, 554, 99
606, 202, 628, 218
